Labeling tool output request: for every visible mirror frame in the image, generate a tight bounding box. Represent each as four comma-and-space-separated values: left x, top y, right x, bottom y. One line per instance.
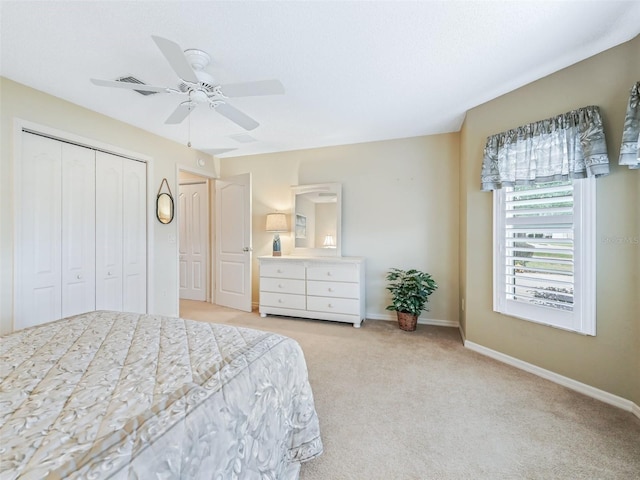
156, 192, 174, 224
291, 183, 342, 257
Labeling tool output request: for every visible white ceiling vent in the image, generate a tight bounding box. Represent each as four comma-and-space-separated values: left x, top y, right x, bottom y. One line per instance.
116, 76, 158, 96
229, 133, 257, 143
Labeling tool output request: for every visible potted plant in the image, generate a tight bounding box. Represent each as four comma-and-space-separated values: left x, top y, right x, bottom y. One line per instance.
385, 268, 438, 331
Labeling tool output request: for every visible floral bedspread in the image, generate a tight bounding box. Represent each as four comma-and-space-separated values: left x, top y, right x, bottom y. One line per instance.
0, 311, 322, 479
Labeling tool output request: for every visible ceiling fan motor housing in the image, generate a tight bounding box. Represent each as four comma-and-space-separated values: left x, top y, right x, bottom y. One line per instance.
179, 69, 215, 93
177, 48, 216, 93
183, 49, 210, 70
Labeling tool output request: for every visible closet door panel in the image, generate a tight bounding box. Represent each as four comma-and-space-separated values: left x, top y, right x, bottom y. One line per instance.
122, 159, 147, 313
18, 133, 63, 329
61, 144, 96, 317
95, 152, 123, 311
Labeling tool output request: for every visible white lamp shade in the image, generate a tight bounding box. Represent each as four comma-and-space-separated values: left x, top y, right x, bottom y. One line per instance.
266, 213, 288, 232
323, 234, 336, 247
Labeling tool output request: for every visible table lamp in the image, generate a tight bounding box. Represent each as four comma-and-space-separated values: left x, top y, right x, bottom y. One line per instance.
265, 213, 288, 256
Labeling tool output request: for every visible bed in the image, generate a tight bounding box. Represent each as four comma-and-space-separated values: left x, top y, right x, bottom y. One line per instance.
0, 310, 323, 479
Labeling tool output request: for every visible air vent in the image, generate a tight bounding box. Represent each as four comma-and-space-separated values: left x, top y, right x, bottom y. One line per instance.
229, 133, 257, 144
116, 76, 158, 96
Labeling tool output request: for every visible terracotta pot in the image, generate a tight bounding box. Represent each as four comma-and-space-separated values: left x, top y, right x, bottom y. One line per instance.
397, 312, 418, 331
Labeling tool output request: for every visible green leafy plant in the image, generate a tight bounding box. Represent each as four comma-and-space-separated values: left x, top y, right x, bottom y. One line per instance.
385, 268, 438, 316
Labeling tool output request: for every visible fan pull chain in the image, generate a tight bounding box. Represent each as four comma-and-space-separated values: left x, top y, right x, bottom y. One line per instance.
187, 92, 192, 148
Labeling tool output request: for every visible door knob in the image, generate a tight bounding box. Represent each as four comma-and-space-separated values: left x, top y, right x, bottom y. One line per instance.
242, 247, 252, 252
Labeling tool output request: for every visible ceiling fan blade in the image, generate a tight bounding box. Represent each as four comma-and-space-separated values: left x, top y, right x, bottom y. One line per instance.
214, 102, 259, 131
151, 35, 199, 84
219, 79, 285, 97
165, 101, 196, 124
90, 78, 169, 93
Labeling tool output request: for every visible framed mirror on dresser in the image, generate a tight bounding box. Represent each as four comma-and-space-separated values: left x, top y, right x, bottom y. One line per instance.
291, 183, 341, 257
259, 183, 366, 328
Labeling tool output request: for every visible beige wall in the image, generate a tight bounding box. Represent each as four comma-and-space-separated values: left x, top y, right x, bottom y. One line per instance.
0, 77, 216, 334
220, 135, 460, 324
460, 35, 640, 405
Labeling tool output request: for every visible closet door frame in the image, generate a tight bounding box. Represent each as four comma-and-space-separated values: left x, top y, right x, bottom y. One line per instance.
12, 119, 154, 330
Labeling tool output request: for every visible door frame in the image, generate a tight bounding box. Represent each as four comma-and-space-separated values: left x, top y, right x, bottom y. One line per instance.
13, 119, 154, 330
175, 164, 217, 310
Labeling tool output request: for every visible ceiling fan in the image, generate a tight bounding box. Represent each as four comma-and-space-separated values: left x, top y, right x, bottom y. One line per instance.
90, 35, 284, 131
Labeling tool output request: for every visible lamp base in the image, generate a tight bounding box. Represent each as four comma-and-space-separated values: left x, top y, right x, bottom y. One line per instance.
272, 233, 282, 257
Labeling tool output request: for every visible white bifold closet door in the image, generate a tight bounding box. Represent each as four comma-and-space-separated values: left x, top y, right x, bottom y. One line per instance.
16, 132, 146, 331
18, 135, 96, 328
62, 143, 96, 317
95, 151, 147, 313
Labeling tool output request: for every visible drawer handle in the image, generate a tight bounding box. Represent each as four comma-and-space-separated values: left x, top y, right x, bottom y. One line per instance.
326, 271, 332, 276
278, 284, 283, 289
278, 299, 284, 304
328, 288, 334, 292
277, 269, 282, 273
327, 303, 333, 308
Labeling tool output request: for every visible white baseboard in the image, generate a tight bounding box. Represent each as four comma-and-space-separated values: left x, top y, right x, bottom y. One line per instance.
366, 313, 459, 328
253, 306, 458, 328
458, 325, 466, 344
465, 340, 640, 420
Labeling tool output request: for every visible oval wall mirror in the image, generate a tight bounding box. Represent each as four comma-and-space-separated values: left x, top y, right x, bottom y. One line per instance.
156, 192, 174, 224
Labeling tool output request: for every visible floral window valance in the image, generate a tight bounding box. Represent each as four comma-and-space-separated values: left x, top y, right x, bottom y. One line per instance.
619, 81, 639, 169
481, 106, 610, 191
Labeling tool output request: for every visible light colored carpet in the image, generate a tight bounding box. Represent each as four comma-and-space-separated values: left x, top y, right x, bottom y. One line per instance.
180, 300, 640, 479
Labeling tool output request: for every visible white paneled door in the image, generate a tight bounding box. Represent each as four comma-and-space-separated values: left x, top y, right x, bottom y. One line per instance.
96, 152, 124, 311
61, 143, 96, 318
17, 134, 63, 329
96, 151, 147, 313
215, 173, 252, 312
179, 182, 208, 301
122, 158, 147, 313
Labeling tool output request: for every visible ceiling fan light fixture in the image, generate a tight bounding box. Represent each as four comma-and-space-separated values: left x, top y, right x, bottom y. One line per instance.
191, 90, 210, 103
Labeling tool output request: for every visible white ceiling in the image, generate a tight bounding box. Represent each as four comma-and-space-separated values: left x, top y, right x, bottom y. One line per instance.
2, 1, 639, 158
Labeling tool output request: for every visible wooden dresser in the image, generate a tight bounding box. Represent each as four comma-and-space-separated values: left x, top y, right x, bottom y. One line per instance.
258, 256, 366, 327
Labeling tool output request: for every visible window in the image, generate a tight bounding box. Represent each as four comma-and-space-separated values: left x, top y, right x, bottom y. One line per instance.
493, 178, 596, 335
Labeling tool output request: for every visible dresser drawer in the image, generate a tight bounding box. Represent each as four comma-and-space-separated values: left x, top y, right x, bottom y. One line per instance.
261, 277, 305, 295
307, 280, 359, 299
260, 262, 306, 280
307, 265, 359, 283
307, 296, 360, 315
260, 291, 306, 310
